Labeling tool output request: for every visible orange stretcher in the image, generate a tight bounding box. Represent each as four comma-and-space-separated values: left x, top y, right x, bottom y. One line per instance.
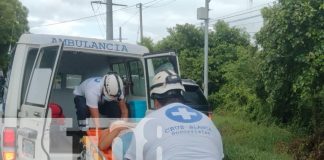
81, 129, 113, 160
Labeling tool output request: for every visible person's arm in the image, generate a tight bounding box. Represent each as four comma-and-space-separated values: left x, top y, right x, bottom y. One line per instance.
118, 100, 128, 118
98, 127, 128, 150
124, 132, 136, 160
89, 107, 100, 128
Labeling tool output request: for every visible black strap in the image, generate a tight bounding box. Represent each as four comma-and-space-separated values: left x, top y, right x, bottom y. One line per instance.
104, 73, 122, 100
164, 69, 173, 75
150, 82, 164, 90
150, 70, 182, 90
111, 74, 122, 98
103, 75, 110, 97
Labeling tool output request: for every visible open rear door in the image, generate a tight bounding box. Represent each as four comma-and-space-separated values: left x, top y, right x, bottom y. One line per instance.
143, 52, 180, 109
17, 43, 63, 160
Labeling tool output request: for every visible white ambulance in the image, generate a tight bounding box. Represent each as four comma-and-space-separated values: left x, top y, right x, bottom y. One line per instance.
0, 34, 180, 160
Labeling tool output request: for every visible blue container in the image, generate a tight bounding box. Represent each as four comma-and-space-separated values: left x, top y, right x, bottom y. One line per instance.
129, 100, 147, 118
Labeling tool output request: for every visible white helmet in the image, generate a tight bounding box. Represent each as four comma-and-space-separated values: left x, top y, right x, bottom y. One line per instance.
150, 70, 185, 99
102, 73, 124, 101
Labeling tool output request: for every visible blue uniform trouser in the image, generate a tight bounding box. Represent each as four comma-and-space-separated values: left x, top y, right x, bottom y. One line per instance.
74, 96, 90, 130
74, 96, 122, 129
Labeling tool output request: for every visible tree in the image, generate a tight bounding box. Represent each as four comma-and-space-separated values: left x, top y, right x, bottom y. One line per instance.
256, 0, 323, 158
213, 46, 267, 120
256, 0, 323, 124
178, 48, 203, 83
138, 37, 155, 52
155, 23, 205, 86
155, 22, 253, 94
155, 23, 204, 52
208, 21, 252, 93
0, 0, 29, 70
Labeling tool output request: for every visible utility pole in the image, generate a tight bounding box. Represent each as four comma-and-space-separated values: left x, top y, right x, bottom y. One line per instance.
249, 0, 253, 8
203, 0, 210, 97
106, 0, 113, 40
119, 27, 122, 42
91, 0, 126, 40
197, 0, 210, 97
137, 3, 143, 43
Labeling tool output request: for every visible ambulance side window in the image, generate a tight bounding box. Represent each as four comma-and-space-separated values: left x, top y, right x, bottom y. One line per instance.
21, 48, 38, 105
53, 74, 63, 89
112, 63, 127, 78
129, 60, 145, 96
66, 74, 82, 89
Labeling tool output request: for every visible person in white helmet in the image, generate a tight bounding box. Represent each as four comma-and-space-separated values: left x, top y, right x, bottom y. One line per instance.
124, 70, 224, 160
73, 73, 128, 130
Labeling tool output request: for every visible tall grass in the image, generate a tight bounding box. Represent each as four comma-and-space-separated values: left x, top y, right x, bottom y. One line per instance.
213, 111, 295, 160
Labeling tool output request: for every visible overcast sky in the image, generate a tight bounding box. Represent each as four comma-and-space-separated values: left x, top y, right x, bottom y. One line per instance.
19, 0, 275, 44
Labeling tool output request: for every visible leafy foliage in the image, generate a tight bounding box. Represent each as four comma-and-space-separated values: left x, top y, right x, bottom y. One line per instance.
152, 1, 323, 158
255, 0, 324, 158
138, 37, 155, 52
155, 22, 252, 95
0, 0, 29, 70
155, 23, 204, 52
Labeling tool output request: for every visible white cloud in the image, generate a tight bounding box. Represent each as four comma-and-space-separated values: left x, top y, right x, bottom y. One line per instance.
27, 16, 40, 22
30, 20, 82, 36
20, 0, 275, 44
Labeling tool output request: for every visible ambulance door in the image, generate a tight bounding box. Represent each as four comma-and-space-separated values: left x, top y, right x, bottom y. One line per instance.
17, 43, 63, 160
143, 52, 180, 110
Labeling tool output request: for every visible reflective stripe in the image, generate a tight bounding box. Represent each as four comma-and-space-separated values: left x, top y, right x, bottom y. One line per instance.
78, 120, 88, 125
79, 126, 89, 131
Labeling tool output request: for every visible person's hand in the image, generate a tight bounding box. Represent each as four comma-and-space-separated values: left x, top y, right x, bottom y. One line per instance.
112, 126, 128, 132
99, 128, 109, 141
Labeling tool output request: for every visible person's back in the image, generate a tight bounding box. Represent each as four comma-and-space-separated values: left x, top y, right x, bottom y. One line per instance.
125, 70, 224, 160
127, 102, 223, 160
73, 74, 128, 130
73, 77, 102, 102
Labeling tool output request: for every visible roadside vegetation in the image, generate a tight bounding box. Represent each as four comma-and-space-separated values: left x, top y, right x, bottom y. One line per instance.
213, 110, 295, 160
0, 0, 29, 71
142, 0, 323, 159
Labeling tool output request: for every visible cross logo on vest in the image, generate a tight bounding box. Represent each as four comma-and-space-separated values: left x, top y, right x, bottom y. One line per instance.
165, 106, 202, 123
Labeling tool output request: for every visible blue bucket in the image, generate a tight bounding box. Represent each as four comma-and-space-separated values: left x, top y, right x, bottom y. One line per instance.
129, 100, 147, 118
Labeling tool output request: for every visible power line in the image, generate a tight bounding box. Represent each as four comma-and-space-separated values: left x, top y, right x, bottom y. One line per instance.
112, 4, 137, 12
143, 0, 166, 9
233, 20, 263, 27
226, 14, 261, 24
203, 14, 262, 27
210, 8, 260, 23
30, 14, 103, 29
29, 0, 164, 29
30, 3, 137, 29
142, 0, 163, 6
209, 0, 276, 24
98, 3, 107, 30
120, 11, 139, 27
91, 2, 104, 37
206, 1, 277, 28
211, 1, 276, 21
149, 0, 177, 8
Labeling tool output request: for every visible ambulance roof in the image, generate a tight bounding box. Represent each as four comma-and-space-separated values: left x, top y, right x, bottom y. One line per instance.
17, 33, 149, 55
